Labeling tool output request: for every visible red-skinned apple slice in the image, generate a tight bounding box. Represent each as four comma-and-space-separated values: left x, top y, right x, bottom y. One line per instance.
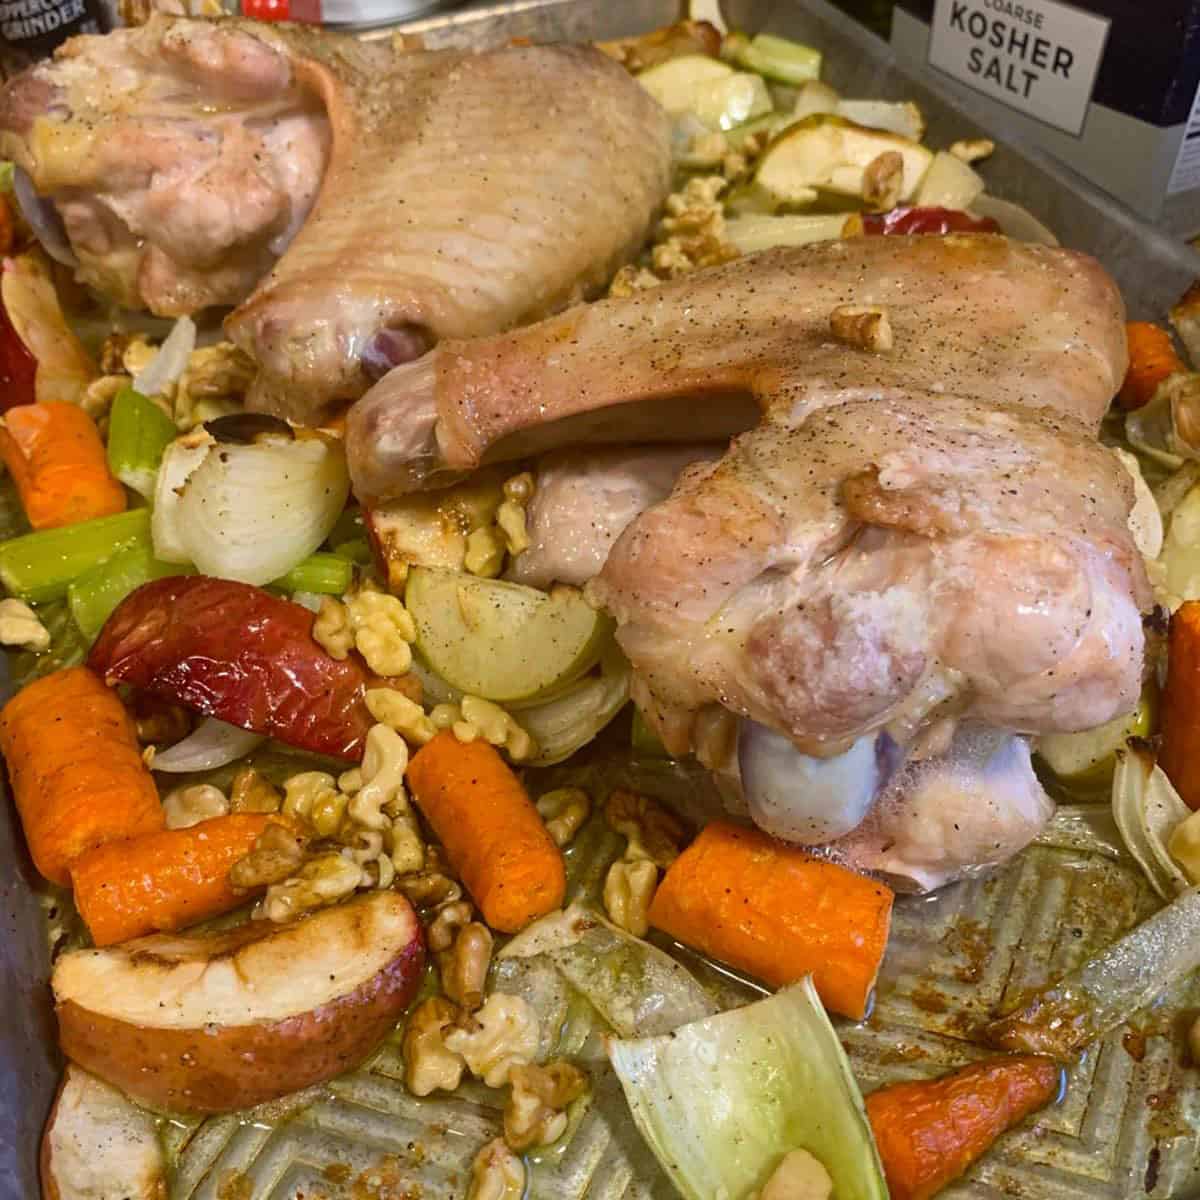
53, 891, 426, 1114
86, 575, 418, 761
41, 1065, 166, 1200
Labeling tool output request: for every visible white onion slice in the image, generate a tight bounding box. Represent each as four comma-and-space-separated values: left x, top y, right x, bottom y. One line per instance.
12, 167, 77, 267
152, 434, 214, 564
1111, 744, 1192, 900
175, 434, 350, 586
133, 315, 196, 399
152, 717, 266, 773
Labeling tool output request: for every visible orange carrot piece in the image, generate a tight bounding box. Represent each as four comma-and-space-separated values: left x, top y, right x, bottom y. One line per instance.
70, 814, 285, 946
406, 732, 565, 933
1159, 601, 1200, 809
0, 401, 125, 529
647, 820, 893, 1020
1118, 322, 1185, 411
0, 666, 163, 886
865, 1055, 1061, 1200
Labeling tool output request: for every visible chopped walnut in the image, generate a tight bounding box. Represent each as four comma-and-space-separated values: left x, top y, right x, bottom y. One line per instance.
464, 525, 506, 577
603, 859, 659, 938
389, 811, 426, 876
398, 869, 462, 909
444, 993, 540, 1088
608, 264, 663, 298
80, 374, 128, 422
260, 851, 363, 922
862, 150, 905, 212
313, 597, 355, 660
536, 788, 591, 847
173, 342, 257, 429
496, 475, 533, 556
162, 783, 229, 830
229, 821, 308, 889
457, 695, 536, 762
428, 900, 474, 952
402, 997, 466, 1097
98, 332, 144, 375
830, 304, 894, 353
0, 598, 49, 652
949, 137, 995, 164
440, 922, 494, 1011
503, 1061, 588, 1151
345, 588, 418, 677
229, 765, 281, 814
760, 1149, 834, 1200
365, 687, 436, 746
466, 1138, 525, 1200
348, 725, 410, 831
605, 790, 684, 868
282, 770, 345, 838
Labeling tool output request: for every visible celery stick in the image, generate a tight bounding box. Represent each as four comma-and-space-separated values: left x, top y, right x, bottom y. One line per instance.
68, 540, 189, 641
272, 552, 353, 596
727, 31, 822, 85
106, 387, 178, 499
0, 508, 151, 603
330, 536, 372, 565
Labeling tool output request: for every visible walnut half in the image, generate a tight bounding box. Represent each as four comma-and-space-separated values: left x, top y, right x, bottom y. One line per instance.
830, 304, 894, 354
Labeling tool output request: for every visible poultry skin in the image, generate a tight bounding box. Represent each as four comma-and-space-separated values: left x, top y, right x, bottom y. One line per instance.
347, 234, 1125, 500
350, 235, 1145, 765
0, 16, 672, 419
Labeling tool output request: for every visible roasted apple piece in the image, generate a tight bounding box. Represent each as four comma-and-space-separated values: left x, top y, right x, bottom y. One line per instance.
53, 891, 426, 1114
87, 575, 417, 761
41, 1065, 166, 1200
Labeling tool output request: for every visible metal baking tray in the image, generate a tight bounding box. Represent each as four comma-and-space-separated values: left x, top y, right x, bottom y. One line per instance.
4, 1, 1200, 1197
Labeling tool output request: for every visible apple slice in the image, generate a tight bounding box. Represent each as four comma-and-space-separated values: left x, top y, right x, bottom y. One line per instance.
405, 567, 613, 704
53, 891, 426, 1115
41, 1066, 166, 1200
755, 114, 932, 207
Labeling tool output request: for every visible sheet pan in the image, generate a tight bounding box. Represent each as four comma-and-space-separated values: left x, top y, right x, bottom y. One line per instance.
3, 1, 1199, 1196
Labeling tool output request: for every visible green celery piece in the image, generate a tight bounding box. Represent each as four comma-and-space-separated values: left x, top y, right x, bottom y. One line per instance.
68, 539, 190, 642
0, 162, 13, 192
0, 508, 151, 604
330, 536, 372, 565
273, 552, 354, 596
728, 30, 822, 85
106, 387, 178, 499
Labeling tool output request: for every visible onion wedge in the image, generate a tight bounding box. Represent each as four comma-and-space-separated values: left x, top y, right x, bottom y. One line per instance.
151, 716, 266, 773
985, 885, 1200, 1059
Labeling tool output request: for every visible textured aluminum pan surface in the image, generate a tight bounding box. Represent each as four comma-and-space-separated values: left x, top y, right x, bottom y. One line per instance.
4, 1, 1200, 1197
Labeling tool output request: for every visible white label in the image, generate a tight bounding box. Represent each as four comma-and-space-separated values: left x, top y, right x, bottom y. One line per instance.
927, 0, 1110, 136
1169, 80, 1200, 195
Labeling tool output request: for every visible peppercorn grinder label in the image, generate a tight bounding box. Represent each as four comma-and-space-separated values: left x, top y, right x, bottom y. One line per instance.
927, 0, 1111, 135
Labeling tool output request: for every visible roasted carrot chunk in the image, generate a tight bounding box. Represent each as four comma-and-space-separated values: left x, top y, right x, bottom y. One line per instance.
70, 814, 287, 946
0, 666, 163, 886
406, 732, 565, 933
1119, 322, 1185, 411
647, 820, 893, 1020
866, 1055, 1061, 1200
0, 402, 125, 529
